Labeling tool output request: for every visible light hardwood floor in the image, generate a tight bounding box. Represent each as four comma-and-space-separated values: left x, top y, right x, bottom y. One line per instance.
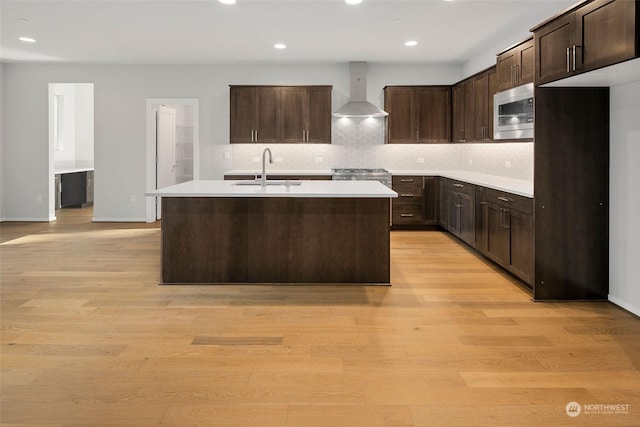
1, 208, 639, 426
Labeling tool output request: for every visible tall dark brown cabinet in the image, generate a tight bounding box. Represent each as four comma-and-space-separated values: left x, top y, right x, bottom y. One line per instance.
533, 87, 609, 300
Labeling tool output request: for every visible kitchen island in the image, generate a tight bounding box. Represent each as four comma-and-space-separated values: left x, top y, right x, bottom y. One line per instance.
147, 180, 397, 285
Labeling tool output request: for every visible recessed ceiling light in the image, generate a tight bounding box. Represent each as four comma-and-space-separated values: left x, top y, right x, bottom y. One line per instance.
19, 18, 31, 24
19, 37, 36, 43
405, 40, 418, 47
218, 0, 236, 4
274, 43, 287, 49
345, 0, 363, 5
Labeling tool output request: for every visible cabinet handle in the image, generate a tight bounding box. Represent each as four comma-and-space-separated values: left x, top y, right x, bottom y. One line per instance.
497, 196, 510, 202
306, 130, 310, 142
511, 65, 515, 85
572, 45, 578, 71
515, 65, 519, 84
400, 193, 415, 197
566, 47, 571, 73
400, 179, 414, 183
454, 204, 463, 208
453, 183, 464, 188
255, 130, 258, 142
400, 213, 414, 218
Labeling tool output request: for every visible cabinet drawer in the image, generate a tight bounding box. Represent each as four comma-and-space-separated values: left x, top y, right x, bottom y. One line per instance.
392, 204, 423, 225
443, 179, 475, 197
393, 176, 424, 189
394, 189, 423, 204
485, 188, 533, 215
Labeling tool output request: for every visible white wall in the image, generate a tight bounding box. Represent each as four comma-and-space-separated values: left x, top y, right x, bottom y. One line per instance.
0, 62, 464, 222
609, 81, 640, 316
75, 83, 94, 165
53, 84, 77, 164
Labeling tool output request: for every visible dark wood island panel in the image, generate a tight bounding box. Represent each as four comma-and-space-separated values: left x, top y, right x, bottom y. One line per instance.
161, 197, 390, 284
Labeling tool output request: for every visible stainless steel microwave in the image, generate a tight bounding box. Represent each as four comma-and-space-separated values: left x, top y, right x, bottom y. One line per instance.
494, 83, 534, 139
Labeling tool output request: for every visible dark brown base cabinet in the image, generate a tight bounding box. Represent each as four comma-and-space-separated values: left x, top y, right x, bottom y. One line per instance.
534, 87, 609, 300
391, 176, 439, 227
160, 197, 391, 284
476, 187, 534, 286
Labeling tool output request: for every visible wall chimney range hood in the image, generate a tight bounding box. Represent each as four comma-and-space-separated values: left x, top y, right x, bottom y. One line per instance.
333, 62, 388, 118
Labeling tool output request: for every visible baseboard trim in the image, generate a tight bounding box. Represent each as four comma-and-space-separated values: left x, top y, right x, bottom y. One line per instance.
608, 294, 640, 317
92, 217, 148, 223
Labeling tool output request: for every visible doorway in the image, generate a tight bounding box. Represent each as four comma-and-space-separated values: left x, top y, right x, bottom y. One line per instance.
145, 99, 199, 222
48, 83, 95, 221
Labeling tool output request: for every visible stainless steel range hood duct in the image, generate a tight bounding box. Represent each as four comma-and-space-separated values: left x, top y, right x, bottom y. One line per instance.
333, 62, 388, 118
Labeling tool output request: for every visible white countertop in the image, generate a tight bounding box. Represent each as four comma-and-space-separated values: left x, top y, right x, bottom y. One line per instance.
224, 169, 534, 198
147, 180, 398, 198
54, 166, 94, 174
224, 169, 333, 176
388, 170, 533, 198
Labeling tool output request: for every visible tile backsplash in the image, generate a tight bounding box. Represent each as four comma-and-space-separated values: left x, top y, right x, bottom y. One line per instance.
231, 118, 533, 181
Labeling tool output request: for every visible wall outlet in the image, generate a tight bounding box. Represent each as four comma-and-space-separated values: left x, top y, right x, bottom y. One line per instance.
223, 151, 231, 160
275, 157, 283, 163
36, 194, 42, 203
417, 158, 425, 164
505, 160, 512, 168
468, 158, 473, 165
130, 195, 136, 203
252, 157, 260, 163
315, 157, 323, 163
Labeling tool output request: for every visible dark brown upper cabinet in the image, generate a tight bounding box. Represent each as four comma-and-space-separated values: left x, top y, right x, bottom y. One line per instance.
384, 86, 451, 144
532, 0, 638, 86
230, 85, 331, 144
496, 38, 534, 92
452, 67, 496, 143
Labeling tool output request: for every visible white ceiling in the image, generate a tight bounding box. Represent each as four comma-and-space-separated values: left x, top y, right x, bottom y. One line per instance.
1, 0, 576, 64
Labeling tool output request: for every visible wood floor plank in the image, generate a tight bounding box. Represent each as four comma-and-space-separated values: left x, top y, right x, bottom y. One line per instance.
1, 208, 639, 426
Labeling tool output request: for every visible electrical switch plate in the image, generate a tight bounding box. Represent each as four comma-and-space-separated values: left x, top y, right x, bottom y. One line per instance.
505, 161, 512, 168
130, 195, 136, 203
468, 159, 473, 165
252, 157, 260, 163
417, 158, 425, 163
223, 151, 230, 160
315, 157, 323, 163
275, 157, 283, 163
36, 195, 42, 202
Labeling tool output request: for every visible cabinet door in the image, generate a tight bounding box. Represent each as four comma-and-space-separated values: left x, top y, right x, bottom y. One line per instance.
306, 86, 331, 144
452, 84, 466, 143
463, 79, 475, 142
487, 68, 498, 141
483, 203, 509, 266
446, 190, 461, 235
423, 177, 438, 224
281, 87, 307, 143
256, 87, 281, 143
534, 13, 577, 85
473, 72, 489, 141
518, 39, 535, 85
230, 86, 257, 143
385, 87, 416, 143
508, 210, 534, 285
415, 87, 451, 143
577, 0, 637, 73
459, 192, 475, 246
496, 49, 518, 92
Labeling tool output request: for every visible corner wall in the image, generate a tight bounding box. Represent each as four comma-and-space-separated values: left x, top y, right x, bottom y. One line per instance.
609, 81, 640, 316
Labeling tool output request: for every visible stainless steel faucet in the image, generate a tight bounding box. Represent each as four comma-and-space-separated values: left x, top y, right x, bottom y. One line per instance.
261, 147, 273, 187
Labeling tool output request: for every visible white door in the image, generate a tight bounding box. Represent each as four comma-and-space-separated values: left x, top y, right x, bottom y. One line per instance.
156, 105, 177, 219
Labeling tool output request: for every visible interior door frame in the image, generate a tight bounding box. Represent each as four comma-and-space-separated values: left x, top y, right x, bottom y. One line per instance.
145, 98, 199, 223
